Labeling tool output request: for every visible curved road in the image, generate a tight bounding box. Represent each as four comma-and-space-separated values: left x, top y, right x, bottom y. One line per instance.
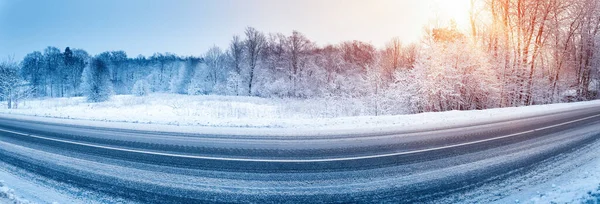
1, 106, 600, 203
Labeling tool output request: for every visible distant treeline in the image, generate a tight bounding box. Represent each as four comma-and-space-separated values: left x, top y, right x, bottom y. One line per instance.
1, 0, 600, 115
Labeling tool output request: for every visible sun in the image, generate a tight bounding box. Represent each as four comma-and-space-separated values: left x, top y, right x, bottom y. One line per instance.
430, 0, 472, 29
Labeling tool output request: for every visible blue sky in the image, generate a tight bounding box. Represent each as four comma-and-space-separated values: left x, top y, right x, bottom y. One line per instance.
0, 0, 464, 60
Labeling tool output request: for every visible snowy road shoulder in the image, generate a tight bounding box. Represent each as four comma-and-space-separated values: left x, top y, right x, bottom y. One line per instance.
504, 152, 600, 204
0, 168, 70, 204
0, 180, 34, 204
439, 132, 600, 204
1, 94, 600, 137
0, 161, 128, 204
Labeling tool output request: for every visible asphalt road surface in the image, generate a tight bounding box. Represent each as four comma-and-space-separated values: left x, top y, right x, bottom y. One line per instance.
1, 106, 600, 203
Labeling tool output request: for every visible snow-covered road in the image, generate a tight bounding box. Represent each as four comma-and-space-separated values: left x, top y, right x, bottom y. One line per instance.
1, 102, 600, 202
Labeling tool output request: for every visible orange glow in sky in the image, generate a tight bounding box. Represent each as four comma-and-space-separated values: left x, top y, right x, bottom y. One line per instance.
0, 0, 476, 59
281, 0, 474, 46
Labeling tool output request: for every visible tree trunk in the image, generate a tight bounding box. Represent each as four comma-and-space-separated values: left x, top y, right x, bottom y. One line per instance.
248, 66, 254, 96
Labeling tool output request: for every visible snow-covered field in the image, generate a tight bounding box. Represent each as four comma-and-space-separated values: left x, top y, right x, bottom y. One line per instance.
2, 93, 600, 133
1, 94, 384, 128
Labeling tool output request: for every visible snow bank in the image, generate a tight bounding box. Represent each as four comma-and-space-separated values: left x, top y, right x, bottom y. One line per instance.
0, 163, 117, 204
493, 140, 600, 204
0, 180, 36, 204
525, 150, 600, 204
1, 94, 600, 136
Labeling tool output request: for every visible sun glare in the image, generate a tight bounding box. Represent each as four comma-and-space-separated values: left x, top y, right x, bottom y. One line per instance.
431, 0, 472, 29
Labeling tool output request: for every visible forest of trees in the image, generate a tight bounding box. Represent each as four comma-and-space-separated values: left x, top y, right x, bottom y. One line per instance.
1, 0, 599, 115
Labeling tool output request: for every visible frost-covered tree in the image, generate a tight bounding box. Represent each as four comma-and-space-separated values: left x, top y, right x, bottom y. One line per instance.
340, 41, 377, 73
244, 27, 266, 95
0, 60, 21, 109
20, 51, 45, 97
381, 37, 403, 82
132, 79, 151, 97
148, 53, 181, 92
21, 48, 89, 98
82, 58, 113, 102
229, 35, 245, 75
97, 51, 129, 94
68, 49, 90, 96
43, 46, 64, 97
204, 46, 227, 90
285, 31, 314, 96
224, 71, 244, 96
259, 33, 288, 96
401, 37, 500, 113
171, 57, 201, 94
188, 61, 212, 95
313, 45, 345, 93
12, 18, 600, 115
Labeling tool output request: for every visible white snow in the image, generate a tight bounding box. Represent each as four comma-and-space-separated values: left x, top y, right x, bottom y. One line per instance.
1, 93, 600, 137
0, 180, 35, 204
0, 172, 60, 204
494, 141, 600, 204
0, 161, 131, 204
